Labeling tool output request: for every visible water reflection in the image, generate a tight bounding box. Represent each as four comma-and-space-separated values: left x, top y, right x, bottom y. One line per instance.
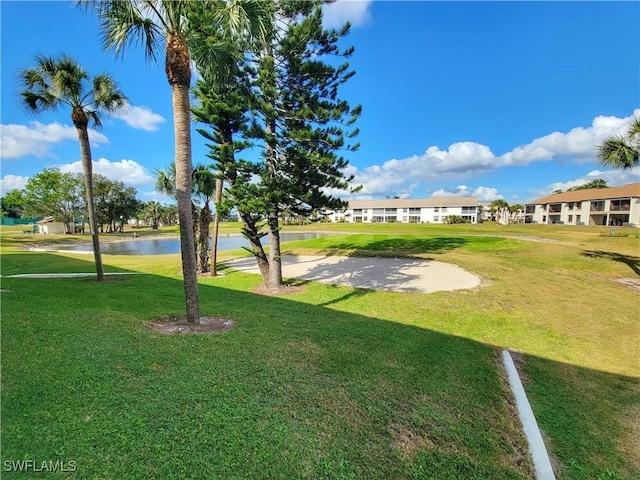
57, 232, 326, 255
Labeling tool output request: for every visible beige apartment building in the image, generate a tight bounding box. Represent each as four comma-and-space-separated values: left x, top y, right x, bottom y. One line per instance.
325, 197, 480, 224
525, 183, 640, 226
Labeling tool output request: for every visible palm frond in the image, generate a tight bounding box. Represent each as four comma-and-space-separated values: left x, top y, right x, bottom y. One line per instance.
155, 165, 177, 196
597, 136, 639, 170
624, 116, 640, 146
193, 164, 217, 198
54, 55, 89, 103
92, 74, 128, 112
96, 0, 163, 62
85, 109, 103, 129
20, 91, 59, 115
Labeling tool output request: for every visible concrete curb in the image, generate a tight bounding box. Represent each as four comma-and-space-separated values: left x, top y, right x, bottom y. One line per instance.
502, 349, 555, 480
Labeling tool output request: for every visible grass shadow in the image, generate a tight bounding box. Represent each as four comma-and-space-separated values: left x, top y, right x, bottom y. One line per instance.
582, 250, 640, 276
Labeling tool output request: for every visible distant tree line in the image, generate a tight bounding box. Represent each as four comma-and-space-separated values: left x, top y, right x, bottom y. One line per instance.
0, 167, 179, 232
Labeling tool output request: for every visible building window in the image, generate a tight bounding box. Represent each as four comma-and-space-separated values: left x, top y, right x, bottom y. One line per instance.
434, 207, 439, 212
434, 216, 439, 222
353, 208, 363, 214
402, 208, 407, 213
441, 207, 447, 213
409, 215, 420, 223
568, 215, 573, 223
611, 199, 631, 211
363, 216, 368, 222
409, 208, 420, 214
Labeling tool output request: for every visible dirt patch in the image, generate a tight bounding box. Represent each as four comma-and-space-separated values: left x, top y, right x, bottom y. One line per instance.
615, 277, 640, 291
146, 316, 235, 335
252, 284, 307, 296
390, 422, 435, 457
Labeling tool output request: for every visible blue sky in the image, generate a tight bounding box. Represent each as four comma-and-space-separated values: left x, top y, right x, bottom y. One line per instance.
1, 0, 638, 204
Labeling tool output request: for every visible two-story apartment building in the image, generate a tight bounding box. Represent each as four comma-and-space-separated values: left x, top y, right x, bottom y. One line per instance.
525, 183, 640, 226
325, 197, 480, 224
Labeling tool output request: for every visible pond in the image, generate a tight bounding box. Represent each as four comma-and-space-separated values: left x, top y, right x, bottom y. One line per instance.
56, 232, 326, 255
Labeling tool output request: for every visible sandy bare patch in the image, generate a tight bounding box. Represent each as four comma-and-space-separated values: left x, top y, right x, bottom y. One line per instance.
146, 316, 235, 335
226, 255, 480, 293
615, 277, 640, 290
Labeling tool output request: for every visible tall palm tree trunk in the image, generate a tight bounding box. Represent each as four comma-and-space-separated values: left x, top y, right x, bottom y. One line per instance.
74, 111, 104, 282
168, 33, 200, 322
172, 82, 200, 322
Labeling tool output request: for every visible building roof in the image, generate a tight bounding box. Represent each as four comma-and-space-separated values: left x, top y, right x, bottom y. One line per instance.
528, 183, 640, 205
36, 216, 56, 224
348, 197, 478, 209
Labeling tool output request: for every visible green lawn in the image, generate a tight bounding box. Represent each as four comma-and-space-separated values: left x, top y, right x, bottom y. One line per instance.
1, 223, 638, 479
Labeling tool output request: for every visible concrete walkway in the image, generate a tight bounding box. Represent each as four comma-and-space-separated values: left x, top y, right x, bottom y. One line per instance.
3, 273, 141, 278
225, 255, 480, 293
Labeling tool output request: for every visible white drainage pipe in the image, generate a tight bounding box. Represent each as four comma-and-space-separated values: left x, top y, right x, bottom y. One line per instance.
502, 349, 556, 480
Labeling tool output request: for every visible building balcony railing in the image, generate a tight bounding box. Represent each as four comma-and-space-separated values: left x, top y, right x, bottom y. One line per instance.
610, 205, 631, 212
590, 206, 605, 212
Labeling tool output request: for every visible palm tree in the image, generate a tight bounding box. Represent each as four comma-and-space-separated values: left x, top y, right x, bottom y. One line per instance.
155, 163, 216, 274
86, 0, 268, 321
597, 116, 640, 170
20, 54, 126, 282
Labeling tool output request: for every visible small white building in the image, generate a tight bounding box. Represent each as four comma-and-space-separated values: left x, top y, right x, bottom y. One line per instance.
325, 197, 480, 224
35, 216, 68, 234
526, 183, 640, 227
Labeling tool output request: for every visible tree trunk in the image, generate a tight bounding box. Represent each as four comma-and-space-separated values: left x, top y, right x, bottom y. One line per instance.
210, 178, 223, 276
168, 32, 200, 321
172, 90, 200, 320
172, 83, 200, 322
197, 202, 211, 273
267, 211, 283, 288
239, 211, 270, 279
74, 120, 104, 282
265, 118, 283, 289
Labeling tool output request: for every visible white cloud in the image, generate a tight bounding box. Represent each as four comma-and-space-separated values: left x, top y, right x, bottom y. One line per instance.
343, 109, 638, 199
431, 185, 504, 202
529, 166, 640, 199
323, 0, 372, 28
0, 121, 108, 159
112, 102, 166, 132
0, 175, 29, 194
58, 157, 154, 186
499, 111, 636, 166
